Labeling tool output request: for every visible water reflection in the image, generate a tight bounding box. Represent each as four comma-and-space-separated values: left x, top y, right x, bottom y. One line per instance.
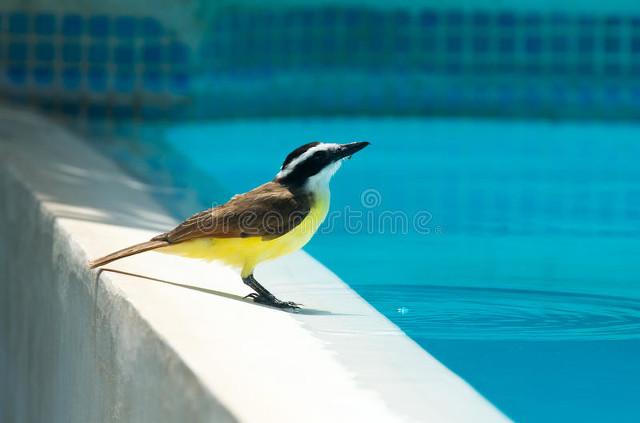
366, 285, 640, 341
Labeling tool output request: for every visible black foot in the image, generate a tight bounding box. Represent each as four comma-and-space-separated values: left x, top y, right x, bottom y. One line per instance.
242, 274, 302, 311
250, 294, 302, 311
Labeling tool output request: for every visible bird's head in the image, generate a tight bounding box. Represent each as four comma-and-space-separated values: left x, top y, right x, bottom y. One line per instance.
275, 142, 370, 191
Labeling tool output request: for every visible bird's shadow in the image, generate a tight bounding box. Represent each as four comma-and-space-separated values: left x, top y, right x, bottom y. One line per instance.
96, 268, 345, 316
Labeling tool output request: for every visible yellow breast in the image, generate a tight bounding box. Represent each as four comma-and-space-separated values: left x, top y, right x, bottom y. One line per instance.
157, 194, 330, 277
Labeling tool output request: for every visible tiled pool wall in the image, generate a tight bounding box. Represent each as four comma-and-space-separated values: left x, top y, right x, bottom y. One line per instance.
0, 11, 192, 120
2, 6, 640, 120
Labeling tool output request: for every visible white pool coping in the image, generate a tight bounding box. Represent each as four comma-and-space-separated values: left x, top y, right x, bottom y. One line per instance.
0, 105, 511, 422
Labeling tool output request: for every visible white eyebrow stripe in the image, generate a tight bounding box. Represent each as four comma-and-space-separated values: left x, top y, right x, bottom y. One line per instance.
275, 143, 340, 179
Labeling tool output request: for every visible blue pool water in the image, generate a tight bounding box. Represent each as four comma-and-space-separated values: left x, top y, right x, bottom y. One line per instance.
161, 118, 640, 422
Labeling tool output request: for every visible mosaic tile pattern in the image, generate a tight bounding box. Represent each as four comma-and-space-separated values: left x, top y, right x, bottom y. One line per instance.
2, 8, 640, 120
208, 9, 636, 76
197, 8, 640, 119
0, 12, 191, 120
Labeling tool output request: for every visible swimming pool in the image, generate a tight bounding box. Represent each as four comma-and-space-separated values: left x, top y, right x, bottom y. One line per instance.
159, 117, 640, 422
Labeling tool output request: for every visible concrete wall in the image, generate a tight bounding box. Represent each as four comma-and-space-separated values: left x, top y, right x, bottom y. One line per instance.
0, 111, 234, 422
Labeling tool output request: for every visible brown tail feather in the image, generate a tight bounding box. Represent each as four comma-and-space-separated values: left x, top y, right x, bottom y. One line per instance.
88, 239, 170, 269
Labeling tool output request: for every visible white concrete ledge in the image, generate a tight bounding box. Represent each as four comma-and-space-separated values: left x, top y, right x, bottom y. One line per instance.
0, 105, 510, 423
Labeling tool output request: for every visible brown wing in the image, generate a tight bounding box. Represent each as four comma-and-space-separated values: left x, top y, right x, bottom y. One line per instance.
154, 182, 311, 244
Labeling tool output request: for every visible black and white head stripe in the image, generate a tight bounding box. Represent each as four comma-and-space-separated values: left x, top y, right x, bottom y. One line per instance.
280, 142, 322, 172
275, 141, 370, 189
275, 142, 342, 184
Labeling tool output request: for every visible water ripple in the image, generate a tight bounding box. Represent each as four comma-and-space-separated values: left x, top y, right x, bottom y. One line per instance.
363, 285, 640, 340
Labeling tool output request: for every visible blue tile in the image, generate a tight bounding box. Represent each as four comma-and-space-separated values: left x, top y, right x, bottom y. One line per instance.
7, 65, 27, 85
344, 9, 360, 26
35, 14, 55, 34
578, 15, 596, 27
114, 71, 135, 92
0, 15, 2, 32
419, 11, 438, 26
89, 16, 109, 38
62, 44, 82, 62
8, 43, 27, 61
87, 104, 107, 119
141, 17, 163, 37
168, 42, 190, 62
629, 87, 640, 106
62, 68, 82, 88
87, 68, 108, 91
631, 37, 640, 53
605, 16, 622, 27
498, 37, 515, 53
497, 12, 516, 27
35, 43, 55, 61
142, 44, 163, 63
9, 13, 28, 34
143, 72, 163, 91
33, 67, 55, 86
88, 44, 109, 64
114, 45, 135, 64
169, 72, 190, 93
525, 36, 542, 54
115, 16, 136, 38
62, 15, 83, 36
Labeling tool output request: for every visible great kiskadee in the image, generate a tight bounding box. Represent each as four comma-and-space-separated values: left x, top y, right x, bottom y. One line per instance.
89, 141, 370, 310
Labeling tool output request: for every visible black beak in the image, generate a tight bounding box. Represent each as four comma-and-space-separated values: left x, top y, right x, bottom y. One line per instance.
337, 142, 370, 160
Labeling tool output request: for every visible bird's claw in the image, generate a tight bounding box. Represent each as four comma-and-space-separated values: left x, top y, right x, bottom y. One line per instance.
249, 294, 302, 311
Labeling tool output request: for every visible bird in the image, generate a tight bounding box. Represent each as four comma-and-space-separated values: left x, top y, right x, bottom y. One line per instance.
89, 141, 370, 310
